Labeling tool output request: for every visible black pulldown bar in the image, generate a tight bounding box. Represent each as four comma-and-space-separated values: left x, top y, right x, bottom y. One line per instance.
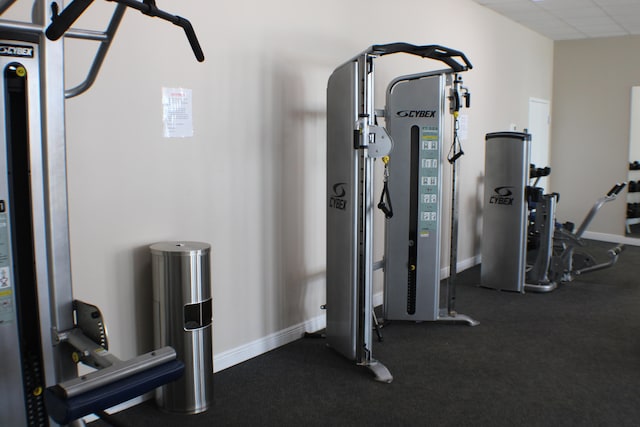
45, 0, 204, 62
370, 43, 473, 73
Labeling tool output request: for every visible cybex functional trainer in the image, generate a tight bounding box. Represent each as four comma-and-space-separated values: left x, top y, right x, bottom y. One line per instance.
0, 1, 203, 425
326, 43, 478, 382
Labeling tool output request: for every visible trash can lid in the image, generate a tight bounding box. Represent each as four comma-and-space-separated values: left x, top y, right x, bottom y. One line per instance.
150, 241, 210, 256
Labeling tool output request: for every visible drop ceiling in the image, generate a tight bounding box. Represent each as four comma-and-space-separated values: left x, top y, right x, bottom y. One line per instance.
471, 0, 640, 40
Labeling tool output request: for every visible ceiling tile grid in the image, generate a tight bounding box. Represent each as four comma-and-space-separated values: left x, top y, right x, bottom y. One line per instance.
472, 0, 640, 40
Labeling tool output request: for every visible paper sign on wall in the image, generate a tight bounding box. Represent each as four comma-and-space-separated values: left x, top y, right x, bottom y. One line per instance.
162, 87, 193, 138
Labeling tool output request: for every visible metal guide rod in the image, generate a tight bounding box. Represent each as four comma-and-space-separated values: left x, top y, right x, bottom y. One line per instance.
442, 76, 478, 324
447, 139, 460, 313
355, 53, 367, 365
356, 52, 374, 366
445, 74, 471, 314
65, 3, 126, 98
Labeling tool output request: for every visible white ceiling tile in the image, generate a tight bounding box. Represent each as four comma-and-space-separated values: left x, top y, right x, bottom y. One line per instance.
593, 0, 639, 6
601, 4, 640, 16
613, 14, 640, 25
586, 30, 629, 37
545, 30, 588, 40
553, 7, 609, 19
475, 0, 525, 4
564, 16, 621, 26
620, 23, 640, 33
471, 0, 640, 39
557, 34, 589, 40
489, 2, 542, 13
537, 0, 597, 11
490, 4, 556, 22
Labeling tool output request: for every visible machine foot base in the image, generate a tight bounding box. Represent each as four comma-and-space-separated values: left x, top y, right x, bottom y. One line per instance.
364, 359, 393, 383
524, 282, 558, 293
438, 309, 480, 326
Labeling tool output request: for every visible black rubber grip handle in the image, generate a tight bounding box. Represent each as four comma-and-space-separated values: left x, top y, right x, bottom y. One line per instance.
377, 202, 393, 219
529, 166, 551, 178
177, 17, 205, 62
448, 150, 464, 164
45, 0, 95, 41
106, 0, 205, 62
607, 182, 627, 196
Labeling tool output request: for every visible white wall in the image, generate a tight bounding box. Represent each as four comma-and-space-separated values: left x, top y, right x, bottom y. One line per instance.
552, 36, 640, 238
631, 87, 640, 162
2, 0, 554, 367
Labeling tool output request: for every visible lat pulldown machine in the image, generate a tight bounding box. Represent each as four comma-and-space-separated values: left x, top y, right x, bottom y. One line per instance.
326, 43, 478, 383
0, 1, 203, 425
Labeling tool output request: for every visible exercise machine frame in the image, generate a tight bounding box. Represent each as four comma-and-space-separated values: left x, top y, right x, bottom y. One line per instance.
525, 175, 626, 292
480, 131, 625, 293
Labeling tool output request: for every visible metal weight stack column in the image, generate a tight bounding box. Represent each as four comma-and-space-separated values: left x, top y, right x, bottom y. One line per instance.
480, 132, 531, 292
383, 72, 445, 321
151, 241, 213, 414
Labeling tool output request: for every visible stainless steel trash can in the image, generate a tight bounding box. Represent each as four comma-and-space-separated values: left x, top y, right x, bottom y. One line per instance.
151, 241, 213, 414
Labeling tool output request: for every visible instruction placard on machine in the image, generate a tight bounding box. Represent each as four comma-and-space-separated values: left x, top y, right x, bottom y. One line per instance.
0, 208, 14, 323
419, 126, 439, 236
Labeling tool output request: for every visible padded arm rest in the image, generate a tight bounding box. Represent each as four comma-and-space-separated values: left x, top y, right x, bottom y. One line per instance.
44, 359, 184, 425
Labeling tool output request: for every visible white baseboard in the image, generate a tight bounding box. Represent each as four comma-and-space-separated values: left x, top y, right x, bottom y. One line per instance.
82, 396, 147, 423
82, 254, 483, 420
216, 255, 483, 372
582, 231, 640, 246
213, 313, 325, 372
440, 254, 482, 278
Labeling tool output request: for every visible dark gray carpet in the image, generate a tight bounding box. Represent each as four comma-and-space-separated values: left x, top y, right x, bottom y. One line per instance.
92, 240, 640, 427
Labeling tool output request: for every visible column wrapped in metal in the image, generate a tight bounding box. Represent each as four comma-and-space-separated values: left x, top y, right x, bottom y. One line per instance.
151, 241, 213, 414
480, 132, 531, 292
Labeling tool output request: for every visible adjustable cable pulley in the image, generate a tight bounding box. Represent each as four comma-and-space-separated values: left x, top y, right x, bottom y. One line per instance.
445, 74, 471, 316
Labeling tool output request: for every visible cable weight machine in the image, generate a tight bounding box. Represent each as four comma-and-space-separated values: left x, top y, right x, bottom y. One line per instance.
325, 43, 478, 383
0, 1, 203, 425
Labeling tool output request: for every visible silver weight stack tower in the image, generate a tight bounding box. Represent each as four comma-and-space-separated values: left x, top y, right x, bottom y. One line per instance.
0, 8, 77, 425
383, 71, 476, 325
